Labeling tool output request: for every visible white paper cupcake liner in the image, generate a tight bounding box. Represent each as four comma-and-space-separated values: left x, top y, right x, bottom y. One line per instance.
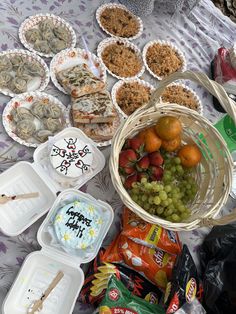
159, 82, 203, 115
96, 3, 143, 40
3, 91, 71, 148
50, 48, 107, 95
143, 40, 187, 80
0, 49, 50, 97
111, 78, 155, 118
97, 37, 145, 80
19, 13, 76, 58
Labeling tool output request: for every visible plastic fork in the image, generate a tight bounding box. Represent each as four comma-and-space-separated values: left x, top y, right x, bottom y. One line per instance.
27, 271, 64, 314
80, 35, 100, 78
0, 192, 39, 205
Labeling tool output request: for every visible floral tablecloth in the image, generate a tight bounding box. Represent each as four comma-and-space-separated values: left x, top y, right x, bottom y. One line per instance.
0, 0, 235, 313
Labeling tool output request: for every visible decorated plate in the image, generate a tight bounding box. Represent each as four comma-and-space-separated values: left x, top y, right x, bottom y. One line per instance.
143, 40, 187, 80
111, 78, 155, 118
19, 13, 76, 58
0, 49, 49, 97
3, 92, 70, 148
96, 3, 143, 40
50, 48, 107, 94
97, 37, 145, 80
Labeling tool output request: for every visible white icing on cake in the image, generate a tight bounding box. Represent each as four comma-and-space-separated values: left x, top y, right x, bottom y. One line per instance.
50, 137, 93, 178
54, 201, 103, 250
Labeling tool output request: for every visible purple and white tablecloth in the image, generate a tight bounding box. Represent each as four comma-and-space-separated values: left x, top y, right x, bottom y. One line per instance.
0, 0, 235, 313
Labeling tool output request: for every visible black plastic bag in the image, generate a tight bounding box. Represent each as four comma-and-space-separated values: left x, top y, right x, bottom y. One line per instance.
200, 224, 236, 314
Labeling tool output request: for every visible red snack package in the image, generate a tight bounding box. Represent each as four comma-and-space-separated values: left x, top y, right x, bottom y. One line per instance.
103, 234, 176, 291
214, 47, 236, 85
122, 207, 182, 255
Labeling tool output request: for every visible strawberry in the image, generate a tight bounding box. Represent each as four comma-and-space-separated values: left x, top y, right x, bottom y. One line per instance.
122, 166, 136, 175
124, 172, 138, 189
149, 166, 164, 181
119, 149, 137, 168
136, 155, 150, 171
127, 137, 145, 153
137, 172, 149, 182
149, 151, 164, 167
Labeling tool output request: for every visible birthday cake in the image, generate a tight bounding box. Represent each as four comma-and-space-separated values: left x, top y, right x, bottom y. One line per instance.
54, 201, 103, 250
50, 137, 93, 178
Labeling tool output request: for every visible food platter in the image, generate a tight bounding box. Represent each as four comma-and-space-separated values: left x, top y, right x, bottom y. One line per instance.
96, 3, 143, 40
3, 92, 70, 148
19, 13, 76, 58
50, 48, 107, 94
0, 49, 50, 97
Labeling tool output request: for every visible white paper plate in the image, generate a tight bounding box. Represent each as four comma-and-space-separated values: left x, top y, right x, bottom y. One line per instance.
97, 37, 145, 80
160, 82, 203, 115
19, 13, 76, 58
96, 3, 143, 40
0, 49, 50, 97
111, 78, 155, 118
50, 48, 107, 94
3, 92, 71, 148
143, 40, 187, 80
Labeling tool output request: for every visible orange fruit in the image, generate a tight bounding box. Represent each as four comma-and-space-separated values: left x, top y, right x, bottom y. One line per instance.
178, 144, 202, 168
155, 116, 182, 141
137, 127, 162, 153
161, 135, 181, 152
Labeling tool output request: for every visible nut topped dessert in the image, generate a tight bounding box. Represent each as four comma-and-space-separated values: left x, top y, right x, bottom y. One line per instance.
101, 42, 143, 78
116, 81, 153, 115
99, 7, 140, 38
146, 43, 183, 78
161, 85, 200, 111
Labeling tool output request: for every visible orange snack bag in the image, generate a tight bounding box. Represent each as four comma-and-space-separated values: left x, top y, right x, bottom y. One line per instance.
102, 234, 176, 291
119, 236, 176, 290
122, 207, 182, 255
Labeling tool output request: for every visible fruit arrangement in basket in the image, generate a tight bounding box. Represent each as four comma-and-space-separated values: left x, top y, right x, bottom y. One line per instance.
119, 116, 202, 223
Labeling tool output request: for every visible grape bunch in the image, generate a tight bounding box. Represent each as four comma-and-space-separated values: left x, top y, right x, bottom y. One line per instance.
129, 156, 198, 222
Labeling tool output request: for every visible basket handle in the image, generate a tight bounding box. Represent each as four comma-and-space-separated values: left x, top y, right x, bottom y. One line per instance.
147, 70, 236, 124
200, 208, 236, 227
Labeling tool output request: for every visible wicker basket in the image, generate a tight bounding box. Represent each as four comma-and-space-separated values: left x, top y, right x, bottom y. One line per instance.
110, 71, 236, 231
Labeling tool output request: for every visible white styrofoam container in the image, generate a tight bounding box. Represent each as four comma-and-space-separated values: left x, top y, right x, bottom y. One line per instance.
0, 127, 105, 236
2, 189, 114, 314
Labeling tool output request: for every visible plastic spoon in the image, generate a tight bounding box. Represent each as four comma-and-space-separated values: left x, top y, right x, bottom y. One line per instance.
0, 192, 39, 205
27, 271, 64, 314
80, 35, 100, 78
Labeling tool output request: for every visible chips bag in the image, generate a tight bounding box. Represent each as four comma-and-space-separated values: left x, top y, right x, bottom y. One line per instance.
103, 234, 176, 290
80, 248, 163, 306
98, 275, 165, 314
164, 245, 203, 314
122, 207, 182, 255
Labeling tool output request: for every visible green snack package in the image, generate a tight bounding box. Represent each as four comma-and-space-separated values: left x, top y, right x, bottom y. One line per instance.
99, 275, 165, 314
214, 114, 236, 153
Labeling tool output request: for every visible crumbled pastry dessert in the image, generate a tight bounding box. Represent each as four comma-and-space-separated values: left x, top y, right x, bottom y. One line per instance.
146, 43, 183, 78
161, 85, 200, 111
72, 90, 116, 124
101, 42, 142, 78
56, 64, 105, 97
100, 7, 139, 38
116, 82, 152, 115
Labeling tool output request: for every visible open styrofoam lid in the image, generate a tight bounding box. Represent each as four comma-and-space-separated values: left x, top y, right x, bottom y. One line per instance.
37, 188, 114, 265
0, 161, 56, 236
2, 250, 84, 314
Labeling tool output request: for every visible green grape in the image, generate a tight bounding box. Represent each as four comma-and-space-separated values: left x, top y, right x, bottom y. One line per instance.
153, 184, 161, 192
165, 208, 174, 216
132, 188, 139, 194
145, 183, 153, 190
164, 185, 172, 193
148, 196, 154, 204
162, 200, 169, 207
132, 195, 139, 202
154, 196, 161, 205
156, 207, 164, 215
141, 195, 148, 202
171, 214, 181, 222
159, 191, 167, 201
148, 207, 155, 215
180, 212, 190, 220
164, 170, 172, 177
166, 216, 173, 222
177, 204, 186, 212
170, 166, 176, 173
167, 198, 173, 205
141, 177, 148, 184
174, 157, 181, 165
